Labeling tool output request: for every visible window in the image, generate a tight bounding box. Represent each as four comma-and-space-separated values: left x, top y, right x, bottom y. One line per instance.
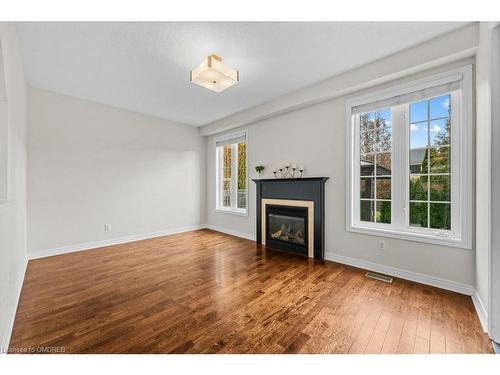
409, 95, 451, 230
359, 109, 392, 224
346, 66, 472, 248
216, 130, 248, 215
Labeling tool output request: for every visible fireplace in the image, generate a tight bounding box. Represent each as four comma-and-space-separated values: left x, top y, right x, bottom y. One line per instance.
252, 177, 329, 260
266, 205, 308, 256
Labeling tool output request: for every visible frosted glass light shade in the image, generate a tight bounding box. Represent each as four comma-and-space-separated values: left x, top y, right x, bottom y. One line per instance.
190, 54, 239, 93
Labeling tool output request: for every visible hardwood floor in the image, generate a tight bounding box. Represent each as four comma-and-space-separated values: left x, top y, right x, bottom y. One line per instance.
9, 229, 493, 354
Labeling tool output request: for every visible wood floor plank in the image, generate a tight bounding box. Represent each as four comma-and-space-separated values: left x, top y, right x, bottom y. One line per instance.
8, 229, 493, 354
414, 336, 430, 354
445, 337, 464, 354
381, 314, 404, 354
430, 329, 446, 354
364, 311, 392, 353
348, 308, 382, 353
416, 307, 432, 341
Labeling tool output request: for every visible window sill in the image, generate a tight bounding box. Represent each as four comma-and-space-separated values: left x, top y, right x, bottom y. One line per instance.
215, 207, 248, 217
347, 224, 471, 250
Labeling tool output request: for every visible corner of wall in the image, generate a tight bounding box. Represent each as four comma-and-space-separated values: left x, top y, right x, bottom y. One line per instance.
0, 258, 27, 353
0, 22, 29, 353
472, 288, 488, 333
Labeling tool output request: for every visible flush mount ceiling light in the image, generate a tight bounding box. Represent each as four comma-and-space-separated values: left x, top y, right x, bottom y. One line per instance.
190, 54, 239, 93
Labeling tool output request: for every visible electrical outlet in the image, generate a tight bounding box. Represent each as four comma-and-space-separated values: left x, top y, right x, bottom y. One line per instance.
104, 224, 111, 232
377, 240, 386, 250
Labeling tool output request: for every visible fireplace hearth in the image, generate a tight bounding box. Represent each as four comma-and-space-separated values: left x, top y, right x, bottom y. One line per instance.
252, 177, 329, 260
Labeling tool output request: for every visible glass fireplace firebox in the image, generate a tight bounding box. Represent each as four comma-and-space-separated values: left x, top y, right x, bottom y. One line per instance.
265, 205, 308, 256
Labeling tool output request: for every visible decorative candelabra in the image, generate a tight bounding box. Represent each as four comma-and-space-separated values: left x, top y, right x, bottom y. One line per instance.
273, 163, 304, 178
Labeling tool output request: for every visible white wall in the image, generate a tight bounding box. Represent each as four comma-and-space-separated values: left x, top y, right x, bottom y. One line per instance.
489, 23, 500, 343
205, 56, 477, 289
0, 47, 7, 203
201, 23, 478, 136
475, 22, 492, 325
0, 23, 28, 351
27, 87, 205, 256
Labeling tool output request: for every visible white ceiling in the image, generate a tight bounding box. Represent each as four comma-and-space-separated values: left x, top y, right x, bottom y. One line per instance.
17, 22, 468, 126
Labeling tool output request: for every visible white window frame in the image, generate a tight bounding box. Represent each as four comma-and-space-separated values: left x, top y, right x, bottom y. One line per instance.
346, 66, 473, 249
215, 130, 248, 216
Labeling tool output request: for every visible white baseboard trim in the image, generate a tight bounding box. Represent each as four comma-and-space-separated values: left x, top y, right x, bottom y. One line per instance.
471, 290, 488, 333
204, 224, 256, 241
28, 225, 205, 260
325, 251, 474, 296
0, 257, 28, 354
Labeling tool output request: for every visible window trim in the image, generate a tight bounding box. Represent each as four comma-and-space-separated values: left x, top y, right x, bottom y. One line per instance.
215, 129, 249, 216
345, 66, 473, 249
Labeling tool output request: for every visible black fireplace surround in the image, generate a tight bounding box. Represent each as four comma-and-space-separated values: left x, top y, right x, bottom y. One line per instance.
252, 177, 329, 260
